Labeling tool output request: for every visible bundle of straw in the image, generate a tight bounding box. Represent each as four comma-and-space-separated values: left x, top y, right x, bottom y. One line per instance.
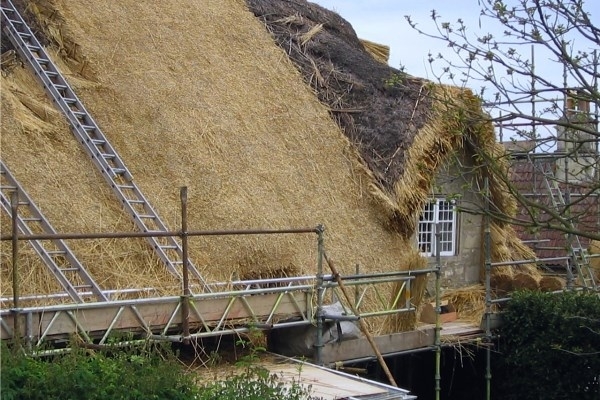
360, 39, 390, 64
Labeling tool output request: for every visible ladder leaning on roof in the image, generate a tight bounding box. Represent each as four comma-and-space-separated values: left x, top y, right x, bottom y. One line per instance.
0, 161, 108, 303
536, 161, 598, 292
0, 0, 211, 293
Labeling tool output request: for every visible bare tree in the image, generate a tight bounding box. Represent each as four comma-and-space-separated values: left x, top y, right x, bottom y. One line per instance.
407, 0, 600, 243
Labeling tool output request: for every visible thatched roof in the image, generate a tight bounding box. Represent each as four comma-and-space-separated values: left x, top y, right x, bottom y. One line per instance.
1, 0, 416, 302
1, 0, 539, 311
247, 0, 538, 270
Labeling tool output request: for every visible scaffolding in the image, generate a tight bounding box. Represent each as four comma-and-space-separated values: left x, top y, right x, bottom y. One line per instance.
493, 46, 600, 290
1, 2, 599, 398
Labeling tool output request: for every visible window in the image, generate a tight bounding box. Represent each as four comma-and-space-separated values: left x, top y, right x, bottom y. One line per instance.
417, 199, 457, 256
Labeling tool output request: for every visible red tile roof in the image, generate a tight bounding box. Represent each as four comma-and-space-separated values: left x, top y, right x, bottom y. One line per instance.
507, 154, 599, 266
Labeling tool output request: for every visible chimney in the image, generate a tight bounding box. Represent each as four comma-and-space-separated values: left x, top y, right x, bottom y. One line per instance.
557, 90, 595, 154
555, 89, 598, 182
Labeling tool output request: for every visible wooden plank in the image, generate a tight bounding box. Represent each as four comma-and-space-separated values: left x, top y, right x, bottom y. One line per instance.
264, 362, 388, 399
321, 327, 436, 364
439, 322, 483, 337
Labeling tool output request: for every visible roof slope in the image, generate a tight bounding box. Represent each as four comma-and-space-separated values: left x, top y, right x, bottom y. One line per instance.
1, 0, 541, 306
1, 0, 414, 299
248, 0, 538, 279
509, 156, 599, 263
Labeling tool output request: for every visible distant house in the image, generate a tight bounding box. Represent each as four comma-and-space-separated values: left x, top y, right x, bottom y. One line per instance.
504, 94, 600, 272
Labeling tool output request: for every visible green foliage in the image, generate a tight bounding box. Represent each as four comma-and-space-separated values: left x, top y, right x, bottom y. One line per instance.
495, 291, 600, 400
198, 366, 320, 400
1, 339, 321, 400
1, 342, 200, 400
383, 72, 404, 88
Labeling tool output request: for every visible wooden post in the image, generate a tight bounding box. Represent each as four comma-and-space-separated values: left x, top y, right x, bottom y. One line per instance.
323, 253, 398, 387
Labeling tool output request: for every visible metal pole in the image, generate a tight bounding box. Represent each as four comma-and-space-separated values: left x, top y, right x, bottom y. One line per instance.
531, 45, 536, 141
315, 224, 325, 365
434, 224, 442, 400
1, 226, 320, 242
565, 190, 575, 289
10, 190, 20, 346
593, 50, 600, 236
484, 178, 492, 400
180, 187, 190, 343
355, 264, 359, 308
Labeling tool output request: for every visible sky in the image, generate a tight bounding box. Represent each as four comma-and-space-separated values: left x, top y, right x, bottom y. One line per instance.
310, 0, 479, 79
310, 0, 600, 144
310, 0, 600, 84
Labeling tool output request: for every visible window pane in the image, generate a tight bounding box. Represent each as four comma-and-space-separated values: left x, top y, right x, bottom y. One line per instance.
418, 202, 435, 254
417, 199, 456, 256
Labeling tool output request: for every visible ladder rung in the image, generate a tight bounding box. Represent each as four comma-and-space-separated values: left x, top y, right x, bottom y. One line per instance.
21, 217, 41, 222
73, 285, 92, 290
101, 153, 115, 159
127, 199, 145, 204
36, 58, 49, 65
0, 185, 17, 191
47, 250, 66, 255
60, 267, 79, 272
160, 245, 178, 250
91, 139, 105, 145
45, 71, 58, 78
17, 32, 31, 39
82, 125, 96, 131
138, 214, 156, 219
111, 168, 126, 175
117, 184, 135, 190
63, 98, 77, 104
27, 44, 41, 51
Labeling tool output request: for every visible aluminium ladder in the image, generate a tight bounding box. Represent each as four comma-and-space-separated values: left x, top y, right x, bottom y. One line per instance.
0, 161, 108, 303
537, 162, 598, 291
1, 0, 211, 292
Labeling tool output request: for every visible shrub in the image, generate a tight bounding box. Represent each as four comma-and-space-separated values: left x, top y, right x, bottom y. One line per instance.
1, 340, 322, 400
1, 342, 200, 400
198, 365, 319, 400
495, 291, 600, 400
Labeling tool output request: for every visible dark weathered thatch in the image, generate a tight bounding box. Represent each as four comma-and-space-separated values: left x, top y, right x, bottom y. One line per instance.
247, 0, 433, 191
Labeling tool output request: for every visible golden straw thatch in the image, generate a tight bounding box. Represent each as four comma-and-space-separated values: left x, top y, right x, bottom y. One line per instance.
360, 39, 390, 64
1, 0, 413, 304
0, 0, 544, 331
539, 276, 564, 292
441, 285, 486, 324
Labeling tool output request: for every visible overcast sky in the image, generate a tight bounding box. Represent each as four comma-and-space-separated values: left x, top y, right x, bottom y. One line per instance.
310, 1, 600, 87
309, 0, 599, 145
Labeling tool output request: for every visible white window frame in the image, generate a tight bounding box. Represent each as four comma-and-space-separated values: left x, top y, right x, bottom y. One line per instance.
417, 199, 457, 257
